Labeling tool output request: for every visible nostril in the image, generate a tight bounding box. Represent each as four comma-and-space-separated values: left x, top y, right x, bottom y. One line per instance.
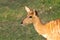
21, 22, 23, 24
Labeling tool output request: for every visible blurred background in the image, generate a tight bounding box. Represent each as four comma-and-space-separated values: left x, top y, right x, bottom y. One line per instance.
0, 0, 60, 40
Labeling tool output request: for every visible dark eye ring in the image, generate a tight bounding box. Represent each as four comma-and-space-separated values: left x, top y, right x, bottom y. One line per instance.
29, 16, 32, 18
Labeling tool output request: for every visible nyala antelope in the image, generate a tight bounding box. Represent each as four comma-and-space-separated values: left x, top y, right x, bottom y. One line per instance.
21, 6, 60, 40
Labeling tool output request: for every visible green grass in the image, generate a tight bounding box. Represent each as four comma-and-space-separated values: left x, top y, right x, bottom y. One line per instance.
0, 0, 60, 40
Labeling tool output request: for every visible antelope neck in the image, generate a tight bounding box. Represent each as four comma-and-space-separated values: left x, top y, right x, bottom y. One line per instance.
32, 16, 46, 35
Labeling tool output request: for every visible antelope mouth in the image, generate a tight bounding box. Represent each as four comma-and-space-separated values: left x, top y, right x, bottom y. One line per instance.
21, 21, 28, 26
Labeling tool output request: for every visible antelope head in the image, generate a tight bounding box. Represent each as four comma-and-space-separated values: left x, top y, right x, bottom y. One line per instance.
21, 6, 38, 25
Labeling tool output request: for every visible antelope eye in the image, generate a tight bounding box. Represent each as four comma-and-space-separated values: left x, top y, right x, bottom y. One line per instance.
29, 16, 32, 18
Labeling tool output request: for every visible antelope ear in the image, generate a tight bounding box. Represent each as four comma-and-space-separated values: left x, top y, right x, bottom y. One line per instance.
33, 9, 38, 16
25, 6, 31, 13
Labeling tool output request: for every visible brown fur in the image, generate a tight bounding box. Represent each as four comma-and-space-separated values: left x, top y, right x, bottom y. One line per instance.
21, 6, 60, 40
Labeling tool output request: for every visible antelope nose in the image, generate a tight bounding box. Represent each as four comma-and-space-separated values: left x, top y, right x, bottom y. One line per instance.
21, 21, 23, 24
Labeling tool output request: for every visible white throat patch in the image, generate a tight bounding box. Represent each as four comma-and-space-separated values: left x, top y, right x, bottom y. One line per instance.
42, 34, 47, 38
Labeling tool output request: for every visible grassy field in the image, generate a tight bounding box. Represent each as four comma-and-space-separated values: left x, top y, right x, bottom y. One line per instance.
0, 0, 60, 40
